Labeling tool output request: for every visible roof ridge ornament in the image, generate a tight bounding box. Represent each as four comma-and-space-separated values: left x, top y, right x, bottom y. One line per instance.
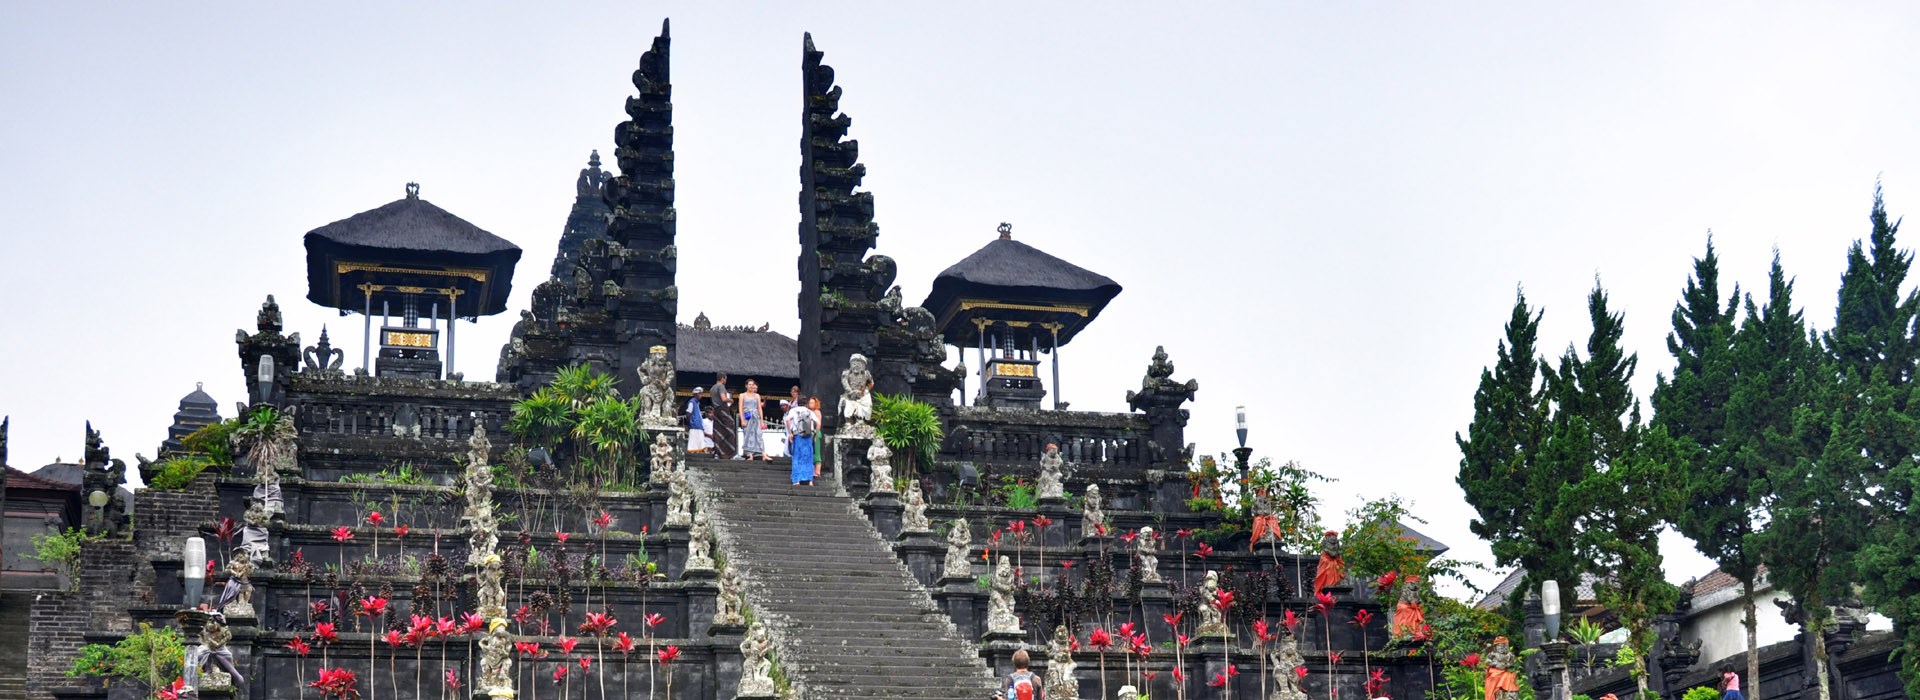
405, 182, 420, 200
998, 222, 1012, 240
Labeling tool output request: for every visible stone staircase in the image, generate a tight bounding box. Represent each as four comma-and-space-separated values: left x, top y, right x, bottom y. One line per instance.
685, 455, 999, 700
0, 590, 31, 700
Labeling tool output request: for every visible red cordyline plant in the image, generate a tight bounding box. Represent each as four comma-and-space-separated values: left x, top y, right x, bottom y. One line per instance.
315, 622, 340, 666
1363, 669, 1389, 698
366, 512, 384, 560
1117, 622, 1140, 687
1351, 609, 1376, 684
1165, 611, 1188, 700
1213, 589, 1237, 700
1312, 592, 1339, 700
311, 667, 360, 700
646, 613, 666, 700
1031, 515, 1053, 572
331, 527, 354, 575
156, 677, 186, 700
214, 517, 238, 567
289, 636, 313, 700
1255, 619, 1281, 700
613, 631, 637, 700
658, 646, 682, 700
1088, 628, 1115, 700
580, 611, 617, 700
358, 596, 388, 700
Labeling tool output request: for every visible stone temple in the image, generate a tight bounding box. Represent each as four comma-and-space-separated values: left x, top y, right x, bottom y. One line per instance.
3, 20, 1438, 700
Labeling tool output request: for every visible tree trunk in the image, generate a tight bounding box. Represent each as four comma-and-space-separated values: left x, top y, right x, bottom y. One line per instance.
1810, 621, 1832, 700
1743, 580, 1759, 700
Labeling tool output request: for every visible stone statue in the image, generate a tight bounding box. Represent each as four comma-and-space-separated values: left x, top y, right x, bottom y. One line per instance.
182, 617, 242, 694
1391, 579, 1427, 639
1135, 526, 1162, 584
942, 518, 974, 579
1046, 625, 1080, 700
665, 468, 693, 527
392, 403, 421, 439
715, 566, 746, 627
648, 433, 677, 485
839, 353, 875, 437
465, 424, 514, 699
1118, 686, 1141, 700
737, 621, 777, 697
1196, 570, 1229, 636
1312, 530, 1346, 595
1250, 487, 1280, 546
1484, 637, 1521, 700
987, 555, 1020, 634
1081, 484, 1108, 539
901, 481, 931, 534
1036, 443, 1065, 500
867, 437, 895, 494
218, 554, 256, 619
239, 503, 271, 567
637, 345, 678, 428
685, 510, 716, 574
1268, 628, 1310, 700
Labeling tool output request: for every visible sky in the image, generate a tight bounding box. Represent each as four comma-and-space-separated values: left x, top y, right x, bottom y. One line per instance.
5, 2, 1920, 597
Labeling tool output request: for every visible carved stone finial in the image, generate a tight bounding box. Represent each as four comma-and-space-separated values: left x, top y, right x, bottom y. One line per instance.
255, 295, 283, 334
303, 326, 345, 375
588, 150, 601, 169
405, 182, 420, 199
693, 312, 712, 330
997, 222, 1012, 240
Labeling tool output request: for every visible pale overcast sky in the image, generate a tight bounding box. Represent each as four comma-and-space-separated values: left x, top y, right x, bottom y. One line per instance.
5, 3, 1919, 594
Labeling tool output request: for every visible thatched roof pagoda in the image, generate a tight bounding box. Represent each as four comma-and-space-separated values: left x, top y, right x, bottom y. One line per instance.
920, 224, 1122, 349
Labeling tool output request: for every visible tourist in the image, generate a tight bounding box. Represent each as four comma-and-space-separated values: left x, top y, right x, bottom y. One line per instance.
1004, 649, 1041, 700
807, 395, 825, 480
739, 378, 768, 461
789, 385, 803, 410
710, 373, 737, 459
785, 396, 818, 485
1718, 664, 1742, 700
686, 387, 711, 453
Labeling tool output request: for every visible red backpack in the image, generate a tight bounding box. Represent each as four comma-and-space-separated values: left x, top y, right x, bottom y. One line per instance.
1007, 671, 1039, 700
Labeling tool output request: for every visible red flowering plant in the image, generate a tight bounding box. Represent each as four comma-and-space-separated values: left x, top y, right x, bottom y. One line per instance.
364, 511, 384, 561
1363, 669, 1390, 698
1351, 609, 1378, 686
155, 677, 187, 700
613, 631, 638, 699
579, 611, 617, 700
657, 646, 682, 700
310, 668, 360, 700
460, 612, 486, 635
1088, 627, 1115, 700
443, 669, 461, 691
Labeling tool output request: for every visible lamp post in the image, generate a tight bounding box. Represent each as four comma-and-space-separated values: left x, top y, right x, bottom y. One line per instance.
1539, 580, 1571, 700
87, 489, 109, 533
257, 355, 276, 406
1231, 406, 1253, 517
183, 537, 207, 607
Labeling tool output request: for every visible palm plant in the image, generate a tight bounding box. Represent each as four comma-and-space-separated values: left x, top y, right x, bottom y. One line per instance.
574, 397, 644, 487
872, 393, 943, 477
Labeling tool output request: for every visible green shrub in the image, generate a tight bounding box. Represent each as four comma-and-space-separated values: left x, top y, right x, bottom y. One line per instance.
67, 622, 184, 699
994, 476, 1037, 510
149, 456, 214, 490
1682, 687, 1721, 700
179, 418, 241, 466
30, 528, 98, 592
873, 393, 943, 476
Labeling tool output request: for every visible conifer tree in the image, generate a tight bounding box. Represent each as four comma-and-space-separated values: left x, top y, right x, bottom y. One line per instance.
1720, 253, 1811, 699
1456, 291, 1577, 617
1828, 187, 1920, 698
1653, 236, 1740, 449
1550, 282, 1676, 697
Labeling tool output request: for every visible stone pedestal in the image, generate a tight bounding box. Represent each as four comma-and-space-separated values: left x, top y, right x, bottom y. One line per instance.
833, 434, 873, 497
661, 525, 690, 580
640, 490, 667, 538
895, 531, 944, 588
1538, 640, 1571, 700
1139, 581, 1175, 639
934, 575, 983, 642
980, 633, 1030, 677
1037, 502, 1072, 547
862, 492, 904, 541
710, 624, 746, 697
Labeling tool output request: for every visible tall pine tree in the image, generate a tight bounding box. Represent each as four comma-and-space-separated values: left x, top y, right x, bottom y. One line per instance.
1551, 282, 1675, 698
1831, 187, 1920, 698
1654, 238, 1759, 696
1456, 291, 1578, 618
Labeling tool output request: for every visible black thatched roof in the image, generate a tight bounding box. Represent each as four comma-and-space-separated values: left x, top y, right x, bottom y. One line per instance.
30, 462, 83, 486
920, 235, 1122, 347
676, 326, 799, 381
304, 192, 523, 315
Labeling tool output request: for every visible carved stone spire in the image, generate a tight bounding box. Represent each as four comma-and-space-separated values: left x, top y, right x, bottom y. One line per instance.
799, 33, 894, 422
550, 150, 614, 278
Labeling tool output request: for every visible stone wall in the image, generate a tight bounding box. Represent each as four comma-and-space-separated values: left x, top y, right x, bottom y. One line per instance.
27, 538, 135, 700
132, 471, 220, 602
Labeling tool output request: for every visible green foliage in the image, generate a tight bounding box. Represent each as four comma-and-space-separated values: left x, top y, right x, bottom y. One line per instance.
993, 476, 1037, 510
339, 463, 430, 486
873, 393, 943, 476
30, 527, 98, 592
1681, 687, 1721, 700
1565, 616, 1605, 644
1341, 495, 1430, 586
179, 418, 241, 466
507, 365, 649, 489
148, 455, 214, 490
1425, 595, 1508, 663
66, 622, 184, 699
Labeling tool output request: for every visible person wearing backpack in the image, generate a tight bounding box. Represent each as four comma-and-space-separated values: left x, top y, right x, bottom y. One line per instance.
784, 396, 818, 486
1005, 649, 1042, 700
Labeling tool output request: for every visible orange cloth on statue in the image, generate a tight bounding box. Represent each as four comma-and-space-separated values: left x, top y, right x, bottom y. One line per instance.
1313, 553, 1345, 594
1392, 600, 1426, 637
1249, 515, 1282, 550
1484, 667, 1519, 700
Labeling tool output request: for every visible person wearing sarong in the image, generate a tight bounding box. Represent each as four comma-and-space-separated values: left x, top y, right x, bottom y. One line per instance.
784, 397, 818, 485
710, 373, 737, 459
807, 396, 825, 480
739, 379, 768, 461
686, 387, 711, 453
